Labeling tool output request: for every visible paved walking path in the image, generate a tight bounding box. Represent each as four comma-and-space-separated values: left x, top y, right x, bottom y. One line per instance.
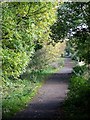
11, 58, 74, 120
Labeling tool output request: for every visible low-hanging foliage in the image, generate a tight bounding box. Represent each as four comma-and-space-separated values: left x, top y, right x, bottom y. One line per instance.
2, 2, 57, 79
1, 2, 66, 119
50, 2, 90, 64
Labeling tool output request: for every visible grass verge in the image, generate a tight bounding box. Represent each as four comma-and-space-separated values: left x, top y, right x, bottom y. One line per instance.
2, 65, 61, 120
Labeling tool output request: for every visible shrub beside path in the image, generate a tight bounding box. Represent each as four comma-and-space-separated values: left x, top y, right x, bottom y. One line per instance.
11, 58, 74, 120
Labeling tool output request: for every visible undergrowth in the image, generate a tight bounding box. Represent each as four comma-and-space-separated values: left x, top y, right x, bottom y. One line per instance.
62, 65, 90, 120
2, 64, 62, 120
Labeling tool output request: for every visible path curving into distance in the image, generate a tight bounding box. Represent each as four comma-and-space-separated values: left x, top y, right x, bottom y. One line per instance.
11, 58, 74, 120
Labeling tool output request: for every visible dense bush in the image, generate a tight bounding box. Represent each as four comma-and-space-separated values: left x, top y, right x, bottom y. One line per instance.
72, 65, 87, 76
2, 76, 44, 119
2, 2, 57, 79
63, 65, 90, 120
2, 49, 29, 78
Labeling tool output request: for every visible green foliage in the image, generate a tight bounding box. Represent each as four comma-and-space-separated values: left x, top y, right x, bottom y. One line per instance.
50, 2, 90, 64
2, 2, 57, 79
2, 64, 60, 119
73, 65, 87, 76
2, 2, 66, 119
2, 49, 29, 78
28, 42, 65, 73
51, 2, 89, 40
63, 66, 90, 120
2, 77, 41, 119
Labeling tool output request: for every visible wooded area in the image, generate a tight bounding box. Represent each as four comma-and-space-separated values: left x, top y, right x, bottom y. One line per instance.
1, 1, 90, 120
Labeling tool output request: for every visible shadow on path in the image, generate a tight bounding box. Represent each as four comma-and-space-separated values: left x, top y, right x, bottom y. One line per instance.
10, 58, 74, 120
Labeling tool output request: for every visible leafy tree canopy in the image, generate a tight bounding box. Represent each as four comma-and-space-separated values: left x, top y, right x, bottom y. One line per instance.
50, 2, 90, 63
2, 2, 57, 79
